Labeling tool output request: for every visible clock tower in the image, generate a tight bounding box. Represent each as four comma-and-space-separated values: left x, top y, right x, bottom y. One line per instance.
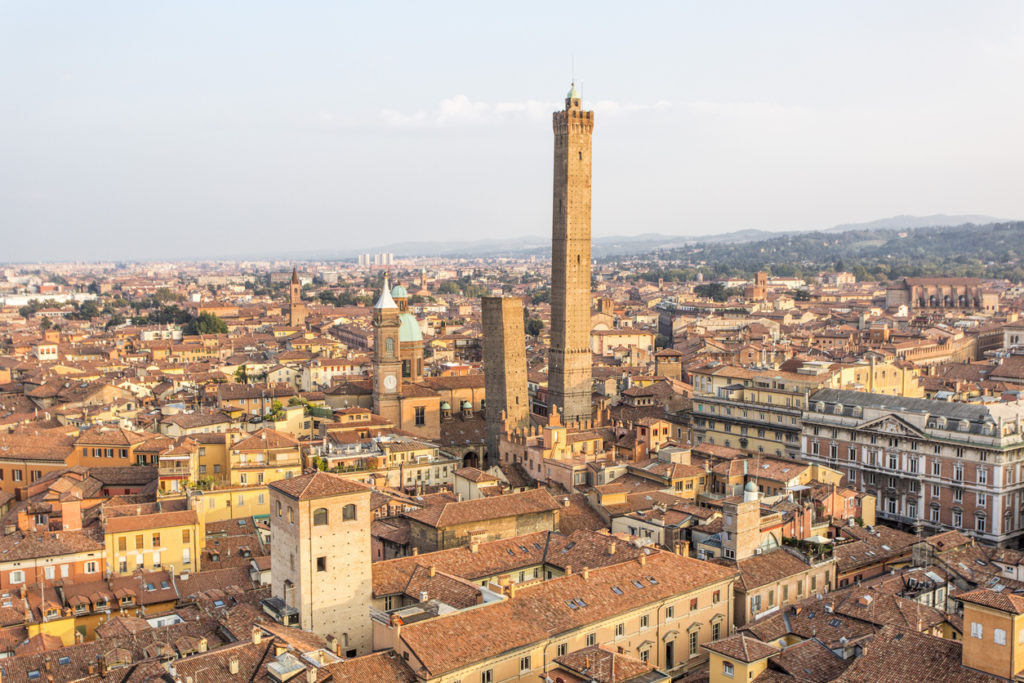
372, 276, 402, 424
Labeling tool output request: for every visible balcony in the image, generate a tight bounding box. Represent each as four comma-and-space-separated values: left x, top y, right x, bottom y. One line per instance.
158, 465, 191, 478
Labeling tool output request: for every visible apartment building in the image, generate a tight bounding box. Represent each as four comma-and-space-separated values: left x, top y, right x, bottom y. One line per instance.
801, 389, 1024, 546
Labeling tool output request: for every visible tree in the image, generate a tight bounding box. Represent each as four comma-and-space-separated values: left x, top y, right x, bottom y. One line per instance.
77, 300, 100, 319
188, 311, 228, 335
526, 317, 544, 337
40, 317, 52, 331
234, 364, 249, 384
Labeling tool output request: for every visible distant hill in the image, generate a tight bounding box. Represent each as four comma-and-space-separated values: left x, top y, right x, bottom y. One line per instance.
827, 214, 1003, 232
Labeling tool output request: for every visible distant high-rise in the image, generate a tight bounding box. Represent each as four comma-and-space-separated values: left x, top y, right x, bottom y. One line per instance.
482, 296, 529, 463
548, 83, 594, 424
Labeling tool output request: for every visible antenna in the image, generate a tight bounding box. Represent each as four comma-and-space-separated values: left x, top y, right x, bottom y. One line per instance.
571, 56, 575, 85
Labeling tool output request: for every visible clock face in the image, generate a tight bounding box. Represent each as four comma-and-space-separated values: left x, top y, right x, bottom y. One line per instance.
383, 374, 397, 391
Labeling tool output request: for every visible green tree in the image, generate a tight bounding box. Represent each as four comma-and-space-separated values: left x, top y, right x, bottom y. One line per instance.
234, 364, 249, 383
40, 317, 52, 331
188, 311, 228, 335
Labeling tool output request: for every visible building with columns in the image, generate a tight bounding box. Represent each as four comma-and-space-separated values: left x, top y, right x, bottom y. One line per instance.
548, 83, 594, 425
801, 388, 1024, 546
885, 276, 999, 312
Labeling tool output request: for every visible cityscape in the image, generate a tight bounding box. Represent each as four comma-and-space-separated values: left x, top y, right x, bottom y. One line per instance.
3, 3, 1024, 683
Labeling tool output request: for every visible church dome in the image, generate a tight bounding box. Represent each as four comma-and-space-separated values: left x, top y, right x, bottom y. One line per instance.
566, 82, 580, 100
398, 313, 422, 342
391, 284, 409, 299
744, 480, 758, 493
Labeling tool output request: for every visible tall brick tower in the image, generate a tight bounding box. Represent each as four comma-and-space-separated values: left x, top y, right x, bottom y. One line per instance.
289, 267, 307, 328
549, 83, 594, 424
482, 296, 529, 463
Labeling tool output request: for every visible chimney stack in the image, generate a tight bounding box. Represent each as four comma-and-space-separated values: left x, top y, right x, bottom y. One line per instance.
229, 658, 239, 675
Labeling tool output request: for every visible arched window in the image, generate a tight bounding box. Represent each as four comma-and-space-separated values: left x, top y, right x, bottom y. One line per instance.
313, 508, 328, 526
385, 338, 394, 356
342, 504, 357, 521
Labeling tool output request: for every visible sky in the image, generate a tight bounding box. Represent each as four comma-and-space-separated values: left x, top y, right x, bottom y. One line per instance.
1, 1, 1023, 262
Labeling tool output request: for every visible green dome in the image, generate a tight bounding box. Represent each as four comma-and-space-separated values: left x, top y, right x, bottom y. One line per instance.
566, 83, 579, 100
744, 480, 758, 493
391, 284, 409, 299
398, 313, 422, 342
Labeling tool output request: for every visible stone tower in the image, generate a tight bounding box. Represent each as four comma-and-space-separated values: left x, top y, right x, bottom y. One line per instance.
722, 482, 762, 561
289, 267, 307, 328
482, 296, 529, 463
268, 472, 373, 656
549, 83, 594, 424
372, 276, 402, 424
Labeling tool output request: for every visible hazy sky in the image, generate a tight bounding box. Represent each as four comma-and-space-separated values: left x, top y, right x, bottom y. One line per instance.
2, 1, 1023, 262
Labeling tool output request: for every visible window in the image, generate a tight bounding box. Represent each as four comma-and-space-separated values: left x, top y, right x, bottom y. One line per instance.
954, 510, 963, 528
183, 548, 191, 565
316, 557, 326, 572
11, 570, 24, 584
712, 621, 721, 640
713, 590, 720, 604
954, 488, 963, 503
288, 507, 294, 524
640, 614, 649, 628
313, 508, 329, 526
415, 406, 425, 426
519, 656, 531, 673
751, 594, 762, 613
182, 529, 190, 543
723, 660, 735, 678
85, 561, 98, 573
689, 631, 699, 656
557, 643, 568, 657
13, 470, 22, 482
480, 670, 492, 683
932, 461, 942, 477
586, 633, 596, 647
971, 622, 983, 639
118, 537, 127, 552
152, 533, 160, 547
135, 535, 144, 550
690, 597, 698, 611
615, 623, 624, 637
343, 504, 357, 521
995, 628, 1007, 645
666, 605, 674, 619
277, 501, 282, 517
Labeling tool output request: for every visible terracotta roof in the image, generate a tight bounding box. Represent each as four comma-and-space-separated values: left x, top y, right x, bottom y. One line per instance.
554, 645, 657, 682
958, 588, 1024, 615
268, 471, 370, 500
404, 488, 558, 528
400, 550, 736, 677
326, 651, 417, 682
702, 633, 779, 662
835, 625, 1001, 682
104, 509, 198, 534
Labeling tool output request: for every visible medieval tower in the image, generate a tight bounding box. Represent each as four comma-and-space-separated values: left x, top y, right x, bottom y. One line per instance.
548, 83, 594, 424
482, 296, 529, 463
289, 267, 307, 328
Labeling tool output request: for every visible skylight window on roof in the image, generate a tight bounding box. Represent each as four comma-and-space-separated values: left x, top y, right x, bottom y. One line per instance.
648, 576, 658, 585
533, 543, 542, 550
58, 657, 71, 666
807, 612, 815, 619
566, 600, 579, 610
632, 580, 645, 589
28, 672, 40, 680
213, 600, 225, 608
828, 618, 842, 628
519, 545, 528, 553
160, 581, 170, 589
611, 586, 623, 595
507, 549, 515, 556
565, 542, 576, 550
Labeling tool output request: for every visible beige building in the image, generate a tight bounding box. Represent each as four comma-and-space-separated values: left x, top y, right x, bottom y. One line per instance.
386, 550, 737, 680
266, 472, 373, 657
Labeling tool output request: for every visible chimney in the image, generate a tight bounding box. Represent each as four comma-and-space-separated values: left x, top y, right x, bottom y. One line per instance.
198, 638, 207, 653
251, 626, 262, 644
564, 565, 573, 576
411, 547, 418, 556
419, 591, 428, 602
639, 554, 646, 567
326, 634, 338, 656
582, 567, 589, 580
428, 566, 436, 578
306, 668, 316, 683
229, 658, 239, 675
607, 541, 617, 556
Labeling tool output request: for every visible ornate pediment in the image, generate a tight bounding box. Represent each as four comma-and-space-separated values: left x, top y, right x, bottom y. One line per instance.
858, 414, 926, 438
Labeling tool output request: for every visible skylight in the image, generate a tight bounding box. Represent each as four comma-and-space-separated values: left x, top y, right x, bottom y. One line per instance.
611, 586, 623, 595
